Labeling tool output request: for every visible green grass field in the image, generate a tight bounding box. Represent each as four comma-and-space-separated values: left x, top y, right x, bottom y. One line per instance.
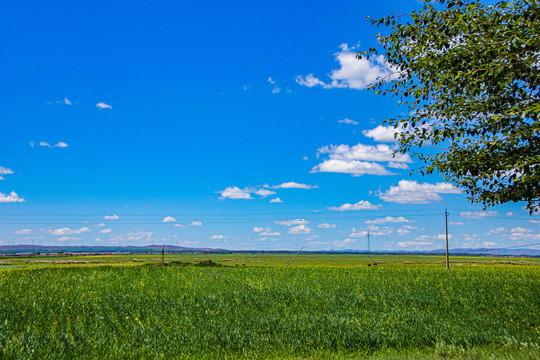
0, 254, 538, 359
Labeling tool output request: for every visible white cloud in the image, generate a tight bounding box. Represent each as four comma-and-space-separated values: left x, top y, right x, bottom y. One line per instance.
210, 234, 229, 240
95, 223, 105, 227
100, 228, 112, 234
318, 223, 336, 229
267, 77, 275, 84
271, 182, 318, 189
333, 238, 356, 248
296, 44, 399, 90
362, 125, 400, 142
312, 143, 411, 176
276, 219, 309, 226
96, 102, 112, 110
254, 189, 276, 198
0, 191, 25, 203
104, 214, 120, 220
64, 97, 72, 105
328, 200, 381, 211
49, 227, 91, 236
460, 211, 498, 219
483, 241, 497, 247
449, 221, 464, 225
530, 219, 540, 224
54, 142, 68, 148
259, 232, 280, 236
253, 227, 271, 233
112, 231, 153, 243
313, 159, 394, 176
218, 186, 253, 200
0, 167, 14, 177
487, 227, 506, 235
309, 241, 329, 245
38, 141, 68, 148
295, 74, 326, 87
162, 216, 177, 223
364, 216, 413, 225
350, 225, 392, 237
506, 212, 514, 216
288, 225, 312, 234
317, 143, 411, 163
397, 241, 433, 247
379, 180, 461, 204
511, 227, 532, 233
14, 229, 31, 235
173, 224, 185, 228
269, 197, 283, 203
338, 118, 359, 125
188, 221, 202, 226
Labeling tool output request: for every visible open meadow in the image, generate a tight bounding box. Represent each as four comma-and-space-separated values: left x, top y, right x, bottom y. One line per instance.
0, 254, 539, 359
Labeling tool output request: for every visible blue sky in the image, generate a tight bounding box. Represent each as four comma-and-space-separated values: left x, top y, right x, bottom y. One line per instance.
1, 0, 538, 251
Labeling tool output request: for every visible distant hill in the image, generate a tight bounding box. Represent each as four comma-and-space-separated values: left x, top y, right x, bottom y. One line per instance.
0, 245, 539, 257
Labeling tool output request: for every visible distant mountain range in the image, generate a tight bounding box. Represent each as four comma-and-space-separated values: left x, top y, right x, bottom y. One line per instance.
0, 245, 539, 257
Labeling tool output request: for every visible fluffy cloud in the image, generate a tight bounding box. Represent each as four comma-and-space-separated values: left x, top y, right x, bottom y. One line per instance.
218, 186, 253, 200
64, 97, 72, 105
162, 216, 177, 223
14, 229, 31, 235
38, 142, 69, 148
327, 200, 381, 211
253, 227, 271, 233
275, 219, 309, 226
483, 241, 497, 247
318, 143, 411, 163
271, 182, 318, 189
397, 240, 433, 248
312, 143, 411, 176
318, 223, 336, 229
188, 221, 202, 226
210, 235, 230, 240
338, 118, 359, 125
449, 221, 464, 225
333, 238, 356, 248
269, 197, 283, 203
288, 225, 312, 234
378, 180, 461, 204
100, 228, 112, 234
350, 225, 392, 238
295, 74, 326, 87
364, 216, 413, 225
460, 211, 498, 219
0, 167, 14, 181
362, 125, 401, 142
259, 232, 281, 236
296, 44, 399, 90
0, 191, 25, 203
112, 231, 153, 243
173, 224, 185, 228
487, 227, 506, 235
104, 214, 120, 220
49, 227, 91, 236
254, 189, 276, 198
312, 159, 394, 176
96, 102, 112, 109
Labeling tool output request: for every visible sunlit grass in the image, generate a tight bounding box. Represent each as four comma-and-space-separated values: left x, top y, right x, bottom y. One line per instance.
0, 262, 538, 359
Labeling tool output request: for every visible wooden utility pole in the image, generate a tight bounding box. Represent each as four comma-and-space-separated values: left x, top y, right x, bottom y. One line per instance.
284, 246, 305, 270
445, 209, 449, 270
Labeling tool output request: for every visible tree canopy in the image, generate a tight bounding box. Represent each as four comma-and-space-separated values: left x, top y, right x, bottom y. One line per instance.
360, 0, 540, 212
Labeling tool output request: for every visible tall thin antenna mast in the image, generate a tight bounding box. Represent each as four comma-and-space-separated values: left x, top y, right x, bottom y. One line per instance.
367, 230, 370, 253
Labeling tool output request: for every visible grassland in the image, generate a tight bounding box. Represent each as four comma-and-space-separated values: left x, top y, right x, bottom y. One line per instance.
0, 254, 538, 359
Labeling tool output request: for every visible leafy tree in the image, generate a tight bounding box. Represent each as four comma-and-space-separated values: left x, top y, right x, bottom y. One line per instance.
360, 0, 540, 212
